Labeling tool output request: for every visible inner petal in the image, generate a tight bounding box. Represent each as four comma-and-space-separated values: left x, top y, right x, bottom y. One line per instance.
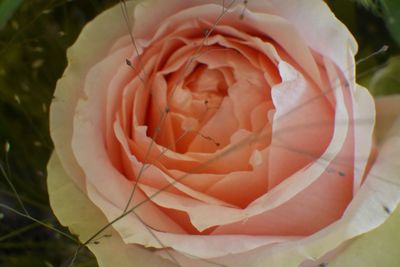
185, 64, 228, 94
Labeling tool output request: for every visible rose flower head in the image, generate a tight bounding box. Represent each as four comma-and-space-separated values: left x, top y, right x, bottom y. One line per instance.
47, 0, 400, 266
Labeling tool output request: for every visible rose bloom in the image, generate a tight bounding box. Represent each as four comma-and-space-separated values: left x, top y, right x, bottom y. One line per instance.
47, 0, 400, 266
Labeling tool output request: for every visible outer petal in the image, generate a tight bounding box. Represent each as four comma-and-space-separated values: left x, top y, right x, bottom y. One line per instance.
47, 153, 174, 267
169, 109, 399, 266
247, 0, 358, 75
49, 0, 134, 190
228, 97, 400, 267
326, 95, 400, 266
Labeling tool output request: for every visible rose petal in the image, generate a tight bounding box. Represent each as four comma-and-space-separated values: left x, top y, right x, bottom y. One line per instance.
163, 106, 400, 266
140, 74, 349, 231
247, 0, 358, 80
47, 153, 174, 267
71, 43, 185, 234
268, 61, 334, 188
49, 1, 400, 266
351, 84, 375, 192
188, 97, 238, 153
49, 1, 131, 190
213, 105, 400, 267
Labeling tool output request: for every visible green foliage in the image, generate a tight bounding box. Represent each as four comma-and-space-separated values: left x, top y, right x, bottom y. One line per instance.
0, 0, 23, 29
355, 0, 383, 13
369, 56, 400, 95
381, 0, 400, 46
327, 0, 398, 84
353, 0, 400, 46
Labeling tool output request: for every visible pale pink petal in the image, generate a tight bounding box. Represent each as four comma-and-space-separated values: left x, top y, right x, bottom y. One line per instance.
47, 154, 175, 267
50, 2, 132, 190
138, 85, 349, 231
247, 0, 358, 79
132, 0, 322, 84
221, 108, 400, 267
212, 159, 353, 235
227, 80, 267, 130
205, 147, 270, 207
114, 118, 236, 207
268, 61, 334, 188
188, 97, 238, 153
49, 1, 395, 267
71, 41, 185, 234
251, 101, 274, 132
346, 84, 375, 192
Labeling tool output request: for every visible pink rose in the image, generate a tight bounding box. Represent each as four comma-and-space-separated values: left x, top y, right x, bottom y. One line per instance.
47, 0, 400, 266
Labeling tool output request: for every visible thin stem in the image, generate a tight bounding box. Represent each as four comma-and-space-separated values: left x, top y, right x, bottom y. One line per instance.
0, 160, 29, 216
0, 203, 78, 243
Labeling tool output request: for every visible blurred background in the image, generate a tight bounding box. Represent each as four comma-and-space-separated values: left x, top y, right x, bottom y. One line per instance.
0, 0, 399, 266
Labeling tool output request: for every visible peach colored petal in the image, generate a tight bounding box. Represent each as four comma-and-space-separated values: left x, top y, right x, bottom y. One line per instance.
130, 120, 244, 176
237, 107, 400, 267
114, 119, 236, 207
129, 125, 205, 172
205, 147, 269, 207
148, 58, 349, 231
139, 89, 349, 232
268, 61, 334, 188
129, 184, 297, 258
145, 74, 177, 148
212, 159, 352, 235
247, 0, 358, 80
132, 0, 322, 84
105, 48, 135, 172
160, 113, 399, 264
227, 80, 267, 130
188, 97, 238, 153
71, 42, 185, 235
186, 129, 257, 173
251, 101, 274, 132
192, 36, 268, 88
49, 147, 297, 261
49, 1, 398, 267
198, 25, 282, 86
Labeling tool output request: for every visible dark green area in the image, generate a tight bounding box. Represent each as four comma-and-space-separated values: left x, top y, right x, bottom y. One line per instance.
0, 0, 118, 266
382, 0, 400, 46
328, 0, 400, 88
0, 0, 399, 266
0, 0, 23, 29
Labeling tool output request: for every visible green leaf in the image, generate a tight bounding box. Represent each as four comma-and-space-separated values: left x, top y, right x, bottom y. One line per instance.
382, 0, 400, 45
369, 56, 400, 95
0, 0, 23, 29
